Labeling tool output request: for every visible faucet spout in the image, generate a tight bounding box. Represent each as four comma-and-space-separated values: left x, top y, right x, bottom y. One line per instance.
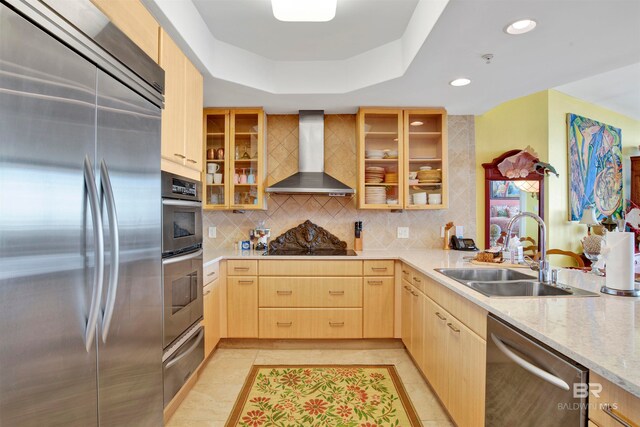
502, 212, 550, 284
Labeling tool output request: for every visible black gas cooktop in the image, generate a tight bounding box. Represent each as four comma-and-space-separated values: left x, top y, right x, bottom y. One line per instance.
263, 249, 358, 256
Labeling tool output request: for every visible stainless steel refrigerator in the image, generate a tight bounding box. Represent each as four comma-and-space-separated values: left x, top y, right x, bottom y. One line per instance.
0, 0, 165, 425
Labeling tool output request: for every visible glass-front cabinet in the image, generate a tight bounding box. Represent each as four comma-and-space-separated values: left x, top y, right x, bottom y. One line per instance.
404, 109, 447, 209
202, 108, 266, 210
357, 107, 447, 210
357, 108, 404, 209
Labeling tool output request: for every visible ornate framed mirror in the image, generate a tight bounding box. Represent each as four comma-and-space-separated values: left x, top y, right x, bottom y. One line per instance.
482, 150, 546, 249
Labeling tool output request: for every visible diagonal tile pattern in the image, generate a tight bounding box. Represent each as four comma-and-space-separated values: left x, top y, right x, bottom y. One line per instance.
203, 114, 475, 255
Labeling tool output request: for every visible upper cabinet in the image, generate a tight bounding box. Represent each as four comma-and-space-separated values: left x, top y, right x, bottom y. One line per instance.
357, 108, 404, 209
357, 107, 447, 210
159, 29, 203, 181
90, 0, 160, 62
202, 108, 266, 210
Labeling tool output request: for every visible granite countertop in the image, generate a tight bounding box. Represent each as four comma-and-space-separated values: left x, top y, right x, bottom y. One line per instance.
205, 248, 640, 397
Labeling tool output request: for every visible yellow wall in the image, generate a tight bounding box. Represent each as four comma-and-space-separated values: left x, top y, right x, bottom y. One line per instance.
475, 91, 549, 247
475, 89, 640, 253
546, 90, 640, 252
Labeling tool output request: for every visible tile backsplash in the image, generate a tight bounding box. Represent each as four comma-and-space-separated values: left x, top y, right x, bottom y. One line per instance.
203, 114, 476, 255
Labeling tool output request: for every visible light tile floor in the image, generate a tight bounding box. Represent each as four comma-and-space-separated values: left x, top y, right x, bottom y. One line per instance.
167, 348, 453, 427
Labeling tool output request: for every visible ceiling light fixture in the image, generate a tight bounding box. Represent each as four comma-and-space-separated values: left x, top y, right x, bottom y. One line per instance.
271, 0, 337, 22
505, 19, 537, 35
449, 78, 471, 87
410, 121, 424, 127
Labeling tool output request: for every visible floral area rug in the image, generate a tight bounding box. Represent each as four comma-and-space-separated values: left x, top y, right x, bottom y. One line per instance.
225, 365, 422, 427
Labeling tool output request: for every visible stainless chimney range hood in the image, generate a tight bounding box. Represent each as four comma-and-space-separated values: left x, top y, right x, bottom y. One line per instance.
265, 110, 355, 196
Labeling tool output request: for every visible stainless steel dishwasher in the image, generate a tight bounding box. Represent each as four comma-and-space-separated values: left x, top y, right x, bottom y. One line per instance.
486, 315, 588, 426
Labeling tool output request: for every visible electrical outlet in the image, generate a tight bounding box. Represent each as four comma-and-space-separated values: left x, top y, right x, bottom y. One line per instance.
397, 227, 409, 239
208, 226, 217, 238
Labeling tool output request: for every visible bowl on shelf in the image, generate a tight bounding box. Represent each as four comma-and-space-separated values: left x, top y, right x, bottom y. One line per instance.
383, 149, 398, 159
365, 149, 385, 159
412, 192, 427, 205
386, 198, 398, 205
419, 165, 433, 171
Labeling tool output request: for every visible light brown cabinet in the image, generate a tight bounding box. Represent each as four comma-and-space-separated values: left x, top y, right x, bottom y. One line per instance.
203, 262, 220, 358
227, 276, 258, 338
363, 277, 394, 338
159, 29, 203, 181
589, 371, 640, 427
357, 107, 448, 209
402, 264, 486, 427
202, 109, 266, 209
90, 0, 160, 62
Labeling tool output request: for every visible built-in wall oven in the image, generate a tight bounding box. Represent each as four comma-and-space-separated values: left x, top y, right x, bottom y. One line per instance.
161, 172, 204, 406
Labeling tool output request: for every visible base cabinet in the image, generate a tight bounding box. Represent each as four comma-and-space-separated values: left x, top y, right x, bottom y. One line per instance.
227, 276, 258, 338
402, 264, 486, 427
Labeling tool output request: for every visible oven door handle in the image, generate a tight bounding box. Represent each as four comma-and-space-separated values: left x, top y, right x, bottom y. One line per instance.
165, 328, 204, 369
491, 333, 570, 391
162, 199, 202, 208
84, 157, 105, 352
100, 160, 120, 344
162, 249, 203, 265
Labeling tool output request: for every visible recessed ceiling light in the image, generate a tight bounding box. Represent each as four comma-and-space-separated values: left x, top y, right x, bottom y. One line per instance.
505, 19, 537, 35
410, 121, 424, 127
272, 0, 337, 22
449, 78, 471, 87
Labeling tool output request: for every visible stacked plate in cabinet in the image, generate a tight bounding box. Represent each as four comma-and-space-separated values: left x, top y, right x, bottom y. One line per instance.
365, 166, 385, 183
384, 173, 398, 183
365, 186, 386, 204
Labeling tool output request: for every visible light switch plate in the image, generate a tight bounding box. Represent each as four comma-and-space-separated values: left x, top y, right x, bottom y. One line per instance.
208, 226, 217, 238
397, 227, 409, 239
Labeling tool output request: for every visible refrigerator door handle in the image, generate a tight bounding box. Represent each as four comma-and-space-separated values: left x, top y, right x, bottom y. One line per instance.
84, 156, 105, 352
490, 333, 570, 391
165, 328, 204, 369
99, 160, 120, 343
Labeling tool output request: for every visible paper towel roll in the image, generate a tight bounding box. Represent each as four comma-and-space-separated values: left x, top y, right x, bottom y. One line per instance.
605, 232, 635, 291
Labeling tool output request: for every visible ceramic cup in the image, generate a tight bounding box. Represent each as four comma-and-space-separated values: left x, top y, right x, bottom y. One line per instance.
428, 193, 442, 205
207, 163, 219, 174
408, 171, 418, 180
240, 173, 248, 184
216, 148, 225, 160
213, 173, 223, 184
206, 174, 213, 185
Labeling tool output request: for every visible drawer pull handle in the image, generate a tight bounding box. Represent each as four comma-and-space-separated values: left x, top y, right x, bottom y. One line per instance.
372, 267, 388, 271
602, 404, 632, 427
447, 323, 460, 333
187, 158, 197, 164
203, 290, 211, 296
234, 267, 250, 271
435, 312, 446, 321
277, 290, 292, 295
174, 153, 186, 159
413, 277, 421, 283
329, 291, 345, 295
329, 322, 345, 327
368, 280, 383, 285
277, 322, 292, 327
404, 285, 411, 291
238, 280, 254, 284
411, 290, 418, 297
207, 272, 217, 277
402, 270, 409, 274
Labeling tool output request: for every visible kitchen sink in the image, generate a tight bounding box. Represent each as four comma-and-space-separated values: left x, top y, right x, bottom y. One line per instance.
436, 268, 534, 283
435, 268, 599, 298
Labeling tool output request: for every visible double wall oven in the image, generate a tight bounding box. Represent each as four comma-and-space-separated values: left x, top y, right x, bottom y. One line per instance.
161, 172, 204, 406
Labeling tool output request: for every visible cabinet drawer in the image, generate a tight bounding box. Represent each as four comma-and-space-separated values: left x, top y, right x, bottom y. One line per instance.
204, 261, 219, 284
259, 277, 362, 308
589, 371, 640, 427
401, 264, 413, 283
259, 309, 362, 339
426, 278, 486, 339
259, 260, 362, 276
410, 271, 427, 294
227, 260, 257, 276
363, 260, 394, 276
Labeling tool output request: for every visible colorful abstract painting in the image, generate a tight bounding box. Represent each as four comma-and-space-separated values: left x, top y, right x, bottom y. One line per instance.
568, 113, 623, 221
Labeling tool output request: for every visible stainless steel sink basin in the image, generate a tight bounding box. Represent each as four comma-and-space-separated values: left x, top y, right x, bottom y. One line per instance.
467, 280, 572, 297
436, 268, 534, 282
435, 268, 599, 298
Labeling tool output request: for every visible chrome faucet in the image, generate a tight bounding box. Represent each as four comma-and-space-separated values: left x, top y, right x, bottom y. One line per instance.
502, 212, 551, 284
